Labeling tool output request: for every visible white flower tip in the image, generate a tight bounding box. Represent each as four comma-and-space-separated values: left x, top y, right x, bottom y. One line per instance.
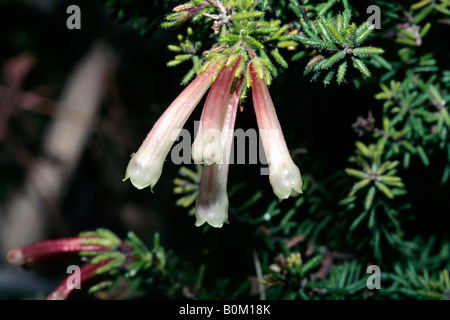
195, 194, 229, 228
276, 188, 303, 202
124, 153, 163, 191
129, 177, 156, 191
195, 217, 228, 228
270, 162, 303, 201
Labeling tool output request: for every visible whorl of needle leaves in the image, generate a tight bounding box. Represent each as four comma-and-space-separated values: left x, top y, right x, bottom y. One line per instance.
293, 10, 384, 85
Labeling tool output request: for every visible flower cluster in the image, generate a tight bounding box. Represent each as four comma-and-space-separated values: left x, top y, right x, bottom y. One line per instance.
124, 57, 302, 227
124, 1, 304, 228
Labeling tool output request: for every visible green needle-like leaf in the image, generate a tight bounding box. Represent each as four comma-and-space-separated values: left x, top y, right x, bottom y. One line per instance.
353, 47, 385, 57
352, 57, 371, 78
354, 22, 374, 46
375, 181, 394, 199
365, 186, 376, 210
337, 61, 347, 84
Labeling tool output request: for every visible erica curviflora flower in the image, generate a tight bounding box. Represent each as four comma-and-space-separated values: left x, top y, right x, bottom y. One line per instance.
194, 61, 244, 228
124, 0, 304, 228
249, 62, 303, 201
124, 61, 221, 190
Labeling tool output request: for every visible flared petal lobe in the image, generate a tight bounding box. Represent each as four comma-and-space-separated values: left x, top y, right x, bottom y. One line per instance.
124, 63, 220, 190
249, 62, 303, 201
195, 77, 244, 228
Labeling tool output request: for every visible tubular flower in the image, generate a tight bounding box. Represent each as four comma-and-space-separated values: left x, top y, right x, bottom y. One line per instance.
194, 73, 244, 228
6, 237, 108, 269
124, 61, 220, 190
249, 62, 303, 201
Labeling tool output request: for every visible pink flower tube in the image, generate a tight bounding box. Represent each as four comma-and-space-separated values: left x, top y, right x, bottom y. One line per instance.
124, 62, 221, 190
249, 62, 303, 201
6, 237, 108, 269
192, 57, 242, 166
